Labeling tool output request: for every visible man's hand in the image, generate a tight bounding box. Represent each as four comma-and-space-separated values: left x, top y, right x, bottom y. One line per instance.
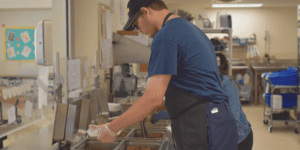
90, 123, 118, 143
107, 75, 172, 133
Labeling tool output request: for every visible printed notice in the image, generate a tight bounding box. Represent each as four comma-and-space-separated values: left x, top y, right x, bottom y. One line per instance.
105, 10, 112, 40
101, 39, 113, 69
68, 59, 81, 91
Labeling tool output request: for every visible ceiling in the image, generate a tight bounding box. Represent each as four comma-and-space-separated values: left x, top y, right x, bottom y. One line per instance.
163, 0, 300, 8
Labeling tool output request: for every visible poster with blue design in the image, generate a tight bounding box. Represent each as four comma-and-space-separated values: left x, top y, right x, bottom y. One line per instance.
3, 27, 36, 61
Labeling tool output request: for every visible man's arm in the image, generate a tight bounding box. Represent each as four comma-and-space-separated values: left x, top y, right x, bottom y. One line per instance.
107, 75, 172, 133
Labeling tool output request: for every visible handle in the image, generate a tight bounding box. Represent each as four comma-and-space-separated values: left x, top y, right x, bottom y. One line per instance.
228, 15, 232, 28
132, 74, 138, 93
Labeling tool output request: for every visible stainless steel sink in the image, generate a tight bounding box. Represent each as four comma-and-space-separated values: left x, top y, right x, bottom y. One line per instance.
251, 62, 286, 68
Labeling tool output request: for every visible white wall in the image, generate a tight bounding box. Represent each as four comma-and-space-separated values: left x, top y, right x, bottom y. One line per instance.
0, 0, 52, 9
0, 9, 52, 75
178, 2, 298, 59
204, 7, 298, 60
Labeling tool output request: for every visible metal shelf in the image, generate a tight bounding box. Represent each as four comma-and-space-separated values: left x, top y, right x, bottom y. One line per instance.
203, 28, 233, 76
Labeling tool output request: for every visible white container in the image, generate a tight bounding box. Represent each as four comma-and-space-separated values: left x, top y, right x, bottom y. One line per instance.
272, 95, 283, 110
108, 103, 121, 112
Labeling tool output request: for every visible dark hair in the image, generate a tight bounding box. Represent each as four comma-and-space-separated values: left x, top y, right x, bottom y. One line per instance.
216, 52, 228, 75
146, 0, 168, 10
216, 53, 241, 90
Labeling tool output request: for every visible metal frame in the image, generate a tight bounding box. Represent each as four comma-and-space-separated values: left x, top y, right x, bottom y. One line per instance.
262, 79, 300, 133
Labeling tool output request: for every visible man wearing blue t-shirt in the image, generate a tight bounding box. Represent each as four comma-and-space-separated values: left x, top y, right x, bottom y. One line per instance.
93, 0, 238, 149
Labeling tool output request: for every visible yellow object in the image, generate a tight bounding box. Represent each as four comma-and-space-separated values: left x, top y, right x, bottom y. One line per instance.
127, 8, 130, 12
17, 51, 19, 55
17, 44, 20, 47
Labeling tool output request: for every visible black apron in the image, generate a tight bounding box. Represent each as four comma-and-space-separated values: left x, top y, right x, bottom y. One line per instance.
162, 13, 238, 150
165, 84, 238, 150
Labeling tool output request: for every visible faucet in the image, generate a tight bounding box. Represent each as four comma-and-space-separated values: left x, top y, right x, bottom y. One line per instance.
264, 54, 270, 66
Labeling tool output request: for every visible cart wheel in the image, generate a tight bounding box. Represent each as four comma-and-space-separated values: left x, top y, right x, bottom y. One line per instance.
268, 126, 272, 132
263, 119, 269, 125
285, 122, 288, 125
295, 128, 299, 134
16, 118, 22, 124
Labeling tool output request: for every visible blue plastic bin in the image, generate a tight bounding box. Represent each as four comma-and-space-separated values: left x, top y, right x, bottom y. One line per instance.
265, 93, 298, 108
237, 38, 248, 45
266, 69, 298, 85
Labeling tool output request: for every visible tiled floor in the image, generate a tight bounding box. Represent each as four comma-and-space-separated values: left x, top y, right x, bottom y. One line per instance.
242, 104, 300, 150
2, 103, 300, 150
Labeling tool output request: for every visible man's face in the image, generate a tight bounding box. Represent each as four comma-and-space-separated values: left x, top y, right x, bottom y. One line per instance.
135, 11, 159, 38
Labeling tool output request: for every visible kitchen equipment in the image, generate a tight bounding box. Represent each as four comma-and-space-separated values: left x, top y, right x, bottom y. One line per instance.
140, 121, 148, 138
128, 128, 168, 140
203, 18, 212, 28
113, 64, 138, 97
108, 103, 121, 112
220, 14, 232, 28
71, 138, 123, 150
35, 20, 53, 66
114, 139, 168, 150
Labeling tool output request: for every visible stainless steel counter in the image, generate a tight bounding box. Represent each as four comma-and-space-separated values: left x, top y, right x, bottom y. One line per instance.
2, 124, 59, 150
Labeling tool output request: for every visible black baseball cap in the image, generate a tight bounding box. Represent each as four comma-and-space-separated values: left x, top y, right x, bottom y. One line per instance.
123, 0, 156, 31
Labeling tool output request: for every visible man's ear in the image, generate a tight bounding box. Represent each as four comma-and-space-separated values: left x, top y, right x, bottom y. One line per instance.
140, 7, 149, 16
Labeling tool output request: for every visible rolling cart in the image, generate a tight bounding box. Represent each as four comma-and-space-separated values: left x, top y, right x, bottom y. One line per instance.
261, 68, 300, 133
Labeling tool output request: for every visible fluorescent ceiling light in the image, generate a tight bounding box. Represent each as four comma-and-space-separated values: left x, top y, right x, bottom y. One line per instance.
212, 4, 263, 8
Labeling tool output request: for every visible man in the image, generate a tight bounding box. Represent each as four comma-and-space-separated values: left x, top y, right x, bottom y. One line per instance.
91, 0, 238, 149
148, 53, 254, 150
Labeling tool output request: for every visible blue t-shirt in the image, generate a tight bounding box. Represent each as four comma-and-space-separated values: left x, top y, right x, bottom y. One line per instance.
148, 17, 228, 102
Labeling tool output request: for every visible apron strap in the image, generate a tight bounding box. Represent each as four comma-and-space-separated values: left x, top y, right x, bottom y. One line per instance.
162, 13, 174, 27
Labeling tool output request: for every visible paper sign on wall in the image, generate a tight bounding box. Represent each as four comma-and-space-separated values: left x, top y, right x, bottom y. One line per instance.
8, 106, 16, 124
105, 10, 112, 40
68, 59, 81, 91
101, 39, 113, 69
